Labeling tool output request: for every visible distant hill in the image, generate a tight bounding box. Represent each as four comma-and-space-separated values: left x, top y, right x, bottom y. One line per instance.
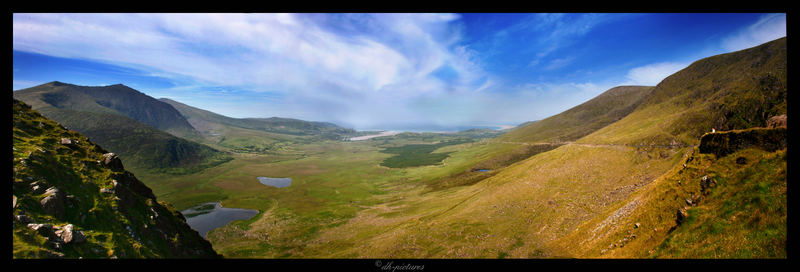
13, 83, 231, 174
160, 98, 356, 139
12, 99, 220, 258
500, 86, 655, 144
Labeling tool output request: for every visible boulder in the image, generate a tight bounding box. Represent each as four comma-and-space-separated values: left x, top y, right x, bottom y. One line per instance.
676, 208, 689, 225
60, 138, 74, 145
766, 114, 787, 128
40, 187, 66, 220
102, 153, 125, 172
54, 224, 86, 244
27, 223, 56, 239
15, 214, 33, 224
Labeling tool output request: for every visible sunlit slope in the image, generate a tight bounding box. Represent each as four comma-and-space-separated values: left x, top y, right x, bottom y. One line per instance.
12, 99, 219, 258
291, 38, 787, 258
554, 128, 786, 258
298, 144, 686, 257
579, 37, 786, 146
499, 85, 654, 144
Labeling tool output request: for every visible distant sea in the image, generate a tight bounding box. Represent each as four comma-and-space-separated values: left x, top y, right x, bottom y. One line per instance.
358, 124, 515, 133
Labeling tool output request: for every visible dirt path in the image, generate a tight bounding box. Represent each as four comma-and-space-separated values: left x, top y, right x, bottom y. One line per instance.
486, 140, 691, 150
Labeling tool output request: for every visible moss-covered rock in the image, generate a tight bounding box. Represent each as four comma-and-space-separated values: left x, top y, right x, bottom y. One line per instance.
12, 99, 220, 259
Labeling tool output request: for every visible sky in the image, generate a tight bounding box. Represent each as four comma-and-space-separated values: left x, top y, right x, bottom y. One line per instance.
12, 13, 787, 131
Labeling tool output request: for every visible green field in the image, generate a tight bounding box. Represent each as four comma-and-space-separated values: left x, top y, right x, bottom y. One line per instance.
131, 132, 501, 257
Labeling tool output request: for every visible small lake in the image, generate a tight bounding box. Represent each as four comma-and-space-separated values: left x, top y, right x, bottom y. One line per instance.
474, 169, 491, 172
258, 177, 292, 188
181, 202, 258, 238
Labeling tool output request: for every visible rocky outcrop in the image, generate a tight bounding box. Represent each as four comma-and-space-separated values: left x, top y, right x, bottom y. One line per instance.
699, 127, 786, 157
54, 224, 86, 244
13, 99, 220, 259
766, 114, 787, 128
102, 153, 125, 172
676, 208, 689, 225
40, 187, 66, 220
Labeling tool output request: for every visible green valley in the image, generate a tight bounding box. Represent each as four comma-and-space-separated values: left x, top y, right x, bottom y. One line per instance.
12, 13, 787, 261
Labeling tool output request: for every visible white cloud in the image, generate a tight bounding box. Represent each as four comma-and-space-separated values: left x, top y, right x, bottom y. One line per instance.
722, 13, 786, 52
624, 62, 688, 86
13, 13, 496, 128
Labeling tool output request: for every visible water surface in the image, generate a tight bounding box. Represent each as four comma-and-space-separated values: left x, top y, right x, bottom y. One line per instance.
182, 202, 258, 238
258, 177, 292, 188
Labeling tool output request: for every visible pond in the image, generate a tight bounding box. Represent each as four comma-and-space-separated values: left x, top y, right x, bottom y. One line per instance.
181, 202, 259, 238
258, 177, 292, 188
474, 169, 491, 172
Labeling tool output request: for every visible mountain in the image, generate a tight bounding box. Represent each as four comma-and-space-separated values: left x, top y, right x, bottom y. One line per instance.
13, 83, 232, 174
159, 98, 358, 153
14, 82, 198, 138
160, 98, 356, 138
311, 38, 786, 258
499, 85, 655, 144
581, 37, 786, 147
12, 99, 220, 258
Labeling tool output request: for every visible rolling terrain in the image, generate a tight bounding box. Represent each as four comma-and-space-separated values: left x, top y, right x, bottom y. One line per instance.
13, 82, 232, 174
160, 98, 360, 154
12, 37, 786, 259
12, 99, 220, 258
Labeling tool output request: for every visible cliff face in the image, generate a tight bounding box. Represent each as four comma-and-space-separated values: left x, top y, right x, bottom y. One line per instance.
12, 99, 220, 258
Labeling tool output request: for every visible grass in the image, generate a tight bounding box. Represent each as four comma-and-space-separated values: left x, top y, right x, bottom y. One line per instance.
12, 99, 218, 258
651, 149, 786, 258
379, 138, 472, 168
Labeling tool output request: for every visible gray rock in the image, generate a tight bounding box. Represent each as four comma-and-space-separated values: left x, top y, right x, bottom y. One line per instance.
60, 138, 73, 145
55, 224, 86, 244
15, 214, 33, 224
100, 188, 114, 194
13, 195, 17, 208
676, 208, 689, 225
685, 198, 693, 205
40, 187, 66, 220
102, 153, 125, 172
634, 223, 641, 229
30, 181, 46, 194
27, 223, 56, 238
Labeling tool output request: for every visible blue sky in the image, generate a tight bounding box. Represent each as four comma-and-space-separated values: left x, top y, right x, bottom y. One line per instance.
12, 13, 786, 131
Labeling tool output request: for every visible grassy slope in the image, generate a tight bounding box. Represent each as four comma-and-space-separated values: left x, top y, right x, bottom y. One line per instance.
544, 38, 787, 258
296, 38, 787, 258
499, 85, 654, 144
13, 83, 232, 174
12, 99, 219, 258
553, 130, 786, 258
160, 98, 356, 142
580, 37, 786, 147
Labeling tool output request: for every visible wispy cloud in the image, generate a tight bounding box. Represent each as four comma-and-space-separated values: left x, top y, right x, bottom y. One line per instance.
721, 13, 786, 52
13, 13, 493, 128
13, 13, 780, 130
624, 62, 689, 86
